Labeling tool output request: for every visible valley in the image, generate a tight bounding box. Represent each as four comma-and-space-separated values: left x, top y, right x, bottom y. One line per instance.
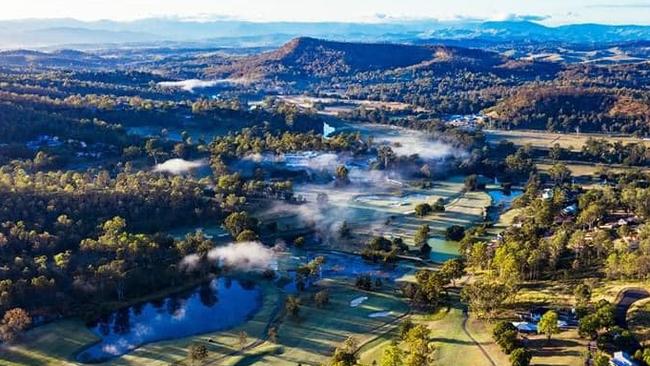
1, 14, 650, 366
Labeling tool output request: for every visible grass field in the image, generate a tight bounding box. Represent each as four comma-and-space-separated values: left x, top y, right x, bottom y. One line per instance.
527, 330, 588, 366
485, 129, 650, 151
357, 289, 507, 366
282, 176, 491, 258
220, 278, 410, 366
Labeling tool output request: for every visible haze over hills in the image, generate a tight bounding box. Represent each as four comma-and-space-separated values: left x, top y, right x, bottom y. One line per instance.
2, 18, 650, 50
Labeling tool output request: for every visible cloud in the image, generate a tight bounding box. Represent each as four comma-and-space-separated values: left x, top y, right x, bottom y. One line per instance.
587, 2, 650, 8
492, 13, 551, 22
153, 159, 207, 175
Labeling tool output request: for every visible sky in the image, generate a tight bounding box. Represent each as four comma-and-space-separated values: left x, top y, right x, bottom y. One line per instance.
1, 0, 649, 25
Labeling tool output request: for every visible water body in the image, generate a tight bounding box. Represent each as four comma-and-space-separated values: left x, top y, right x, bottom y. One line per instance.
281, 251, 411, 293
488, 189, 523, 210
428, 237, 461, 263
76, 278, 262, 363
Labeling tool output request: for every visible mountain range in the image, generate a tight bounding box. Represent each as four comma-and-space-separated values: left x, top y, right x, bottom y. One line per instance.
1, 18, 650, 50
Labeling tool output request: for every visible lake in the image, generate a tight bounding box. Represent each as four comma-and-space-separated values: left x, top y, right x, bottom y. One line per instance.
76, 278, 262, 363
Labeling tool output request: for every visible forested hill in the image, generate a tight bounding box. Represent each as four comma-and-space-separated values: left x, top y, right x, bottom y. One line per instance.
486, 86, 650, 134
204, 37, 507, 81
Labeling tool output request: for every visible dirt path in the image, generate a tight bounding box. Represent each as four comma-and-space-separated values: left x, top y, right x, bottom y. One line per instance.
460, 310, 498, 366
452, 277, 498, 366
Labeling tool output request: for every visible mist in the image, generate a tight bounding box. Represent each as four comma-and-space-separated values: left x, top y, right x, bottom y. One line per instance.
153, 158, 207, 175
157, 79, 239, 92
376, 131, 463, 161
207, 241, 277, 272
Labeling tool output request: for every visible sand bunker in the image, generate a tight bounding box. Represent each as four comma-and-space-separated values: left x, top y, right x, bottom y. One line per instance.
350, 296, 368, 307
368, 311, 393, 318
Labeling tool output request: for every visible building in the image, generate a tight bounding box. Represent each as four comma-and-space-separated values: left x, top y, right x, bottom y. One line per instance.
610, 351, 638, 366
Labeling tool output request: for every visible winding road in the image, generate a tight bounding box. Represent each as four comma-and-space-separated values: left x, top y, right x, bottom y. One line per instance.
614, 288, 650, 328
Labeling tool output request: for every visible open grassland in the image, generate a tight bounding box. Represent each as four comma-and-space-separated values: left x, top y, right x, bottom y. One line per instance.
537, 161, 650, 179
527, 330, 588, 366
485, 129, 650, 151
628, 298, 650, 347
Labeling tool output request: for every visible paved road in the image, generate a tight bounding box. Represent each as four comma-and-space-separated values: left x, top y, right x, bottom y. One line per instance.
614, 288, 650, 328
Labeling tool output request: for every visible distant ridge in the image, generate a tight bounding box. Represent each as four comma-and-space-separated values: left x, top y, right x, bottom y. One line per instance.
1, 18, 650, 49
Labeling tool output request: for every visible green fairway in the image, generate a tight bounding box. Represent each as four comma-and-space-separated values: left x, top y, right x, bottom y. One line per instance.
223, 279, 410, 366
1, 319, 98, 366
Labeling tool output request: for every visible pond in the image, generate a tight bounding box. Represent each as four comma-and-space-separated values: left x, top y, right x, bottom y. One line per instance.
488, 189, 523, 209
428, 237, 460, 263
280, 250, 412, 293
76, 278, 262, 363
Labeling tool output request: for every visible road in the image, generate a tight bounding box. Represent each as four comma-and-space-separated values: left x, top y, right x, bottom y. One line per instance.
614, 288, 650, 328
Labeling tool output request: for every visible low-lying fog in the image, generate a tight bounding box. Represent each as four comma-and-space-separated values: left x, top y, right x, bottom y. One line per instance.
154, 158, 207, 175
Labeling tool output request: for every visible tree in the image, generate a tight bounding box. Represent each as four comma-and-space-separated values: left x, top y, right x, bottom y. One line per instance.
285, 295, 301, 318
578, 314, 601, 339
461, 280, 511, 320
188, 343, 208, 365
235, 229, 258, 242
574, 283, 592, 307
331, 337, 358, 366
268, 326, 278, 343
399, 319, 415, 340
594, 352, 610, 366
414, 203, 432, 217
464, 174, 480, 191
509, 348, 532, 366
577, 203, 605, 230
414, 224, 430, 247
0, 308, 31, 343
238, 330, 248, 349
314, 290, 330, 308
335, 165, 350, 186
432, 198, 446, 212
493, 321, 519, 354
404, 324, 434, 366
548, 163, 571, 185
223, 211, 257, 238
445, 225, 465, 241
380, 343, 404, 366
537, 310, 560, 343
440, 258, 465, 286
338, 221, 352, 239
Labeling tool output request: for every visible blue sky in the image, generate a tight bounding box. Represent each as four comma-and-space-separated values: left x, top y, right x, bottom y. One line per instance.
2, 0, 650, 25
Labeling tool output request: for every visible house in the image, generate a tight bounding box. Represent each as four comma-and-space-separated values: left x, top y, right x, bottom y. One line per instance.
562, 204, 578, 216
542, 189, 554, 200
610, 351, 638, 366
512, 321, 537, 333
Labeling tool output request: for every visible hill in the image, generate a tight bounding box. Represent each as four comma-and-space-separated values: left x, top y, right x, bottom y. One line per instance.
486, 86, 650, 133
204, 37, 506, 81
0, 49, 114, 69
